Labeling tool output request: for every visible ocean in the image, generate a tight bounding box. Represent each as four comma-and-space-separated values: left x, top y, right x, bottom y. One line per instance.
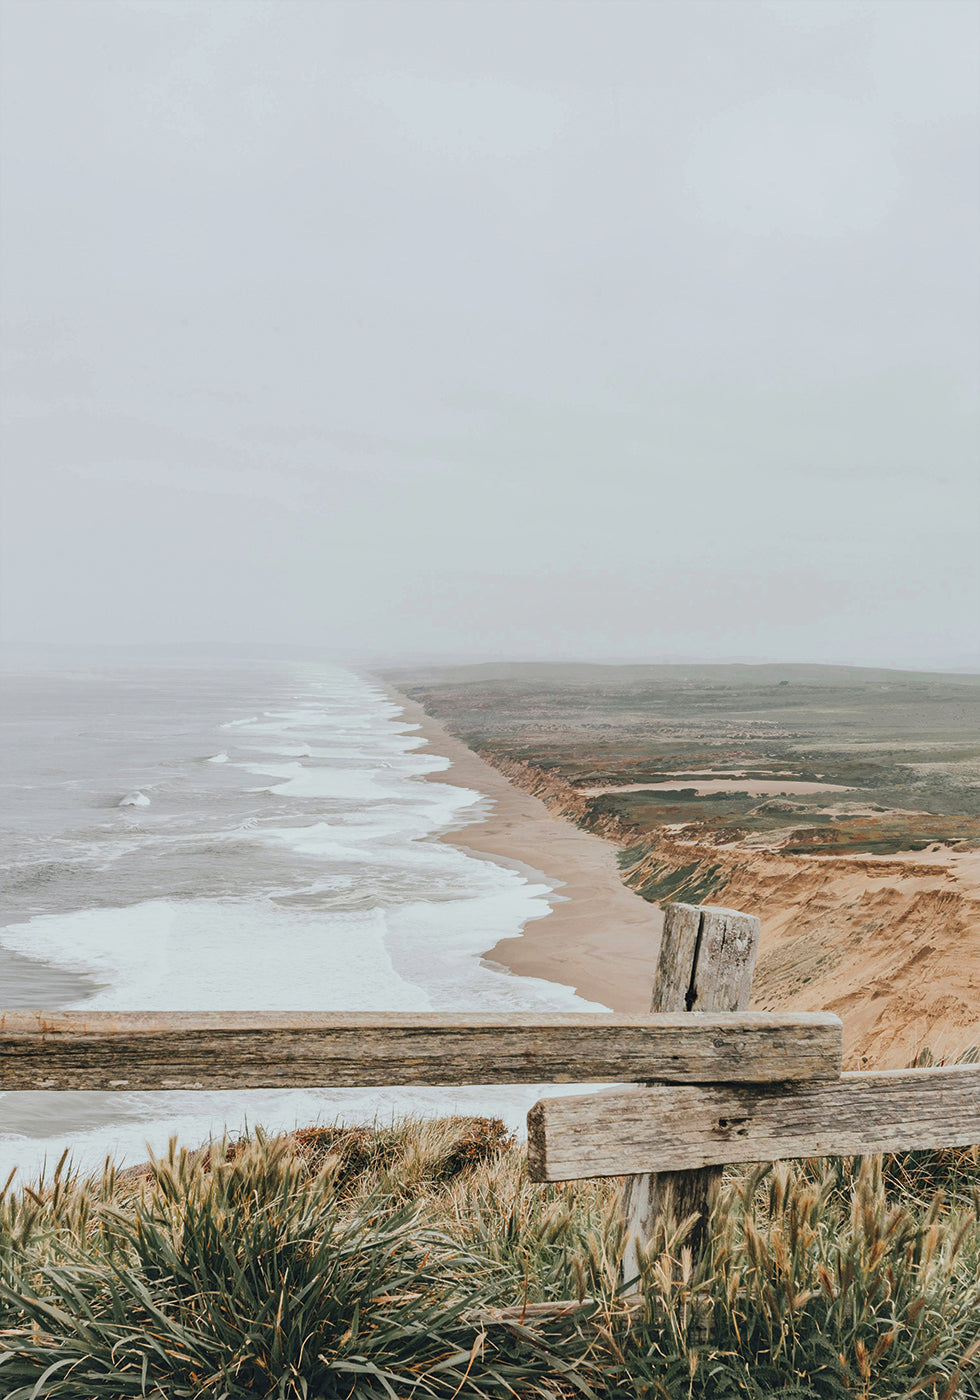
0, 662, 604, 1181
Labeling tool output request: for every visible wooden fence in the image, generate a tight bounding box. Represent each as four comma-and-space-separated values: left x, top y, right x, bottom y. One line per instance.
2, 902, 978, 1288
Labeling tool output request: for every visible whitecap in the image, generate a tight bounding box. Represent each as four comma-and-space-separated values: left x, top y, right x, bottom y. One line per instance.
0, 662, 613, 1183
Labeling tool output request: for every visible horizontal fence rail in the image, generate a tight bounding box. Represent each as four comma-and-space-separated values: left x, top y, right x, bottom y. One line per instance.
527, 1063, 980, 1181
0, 1010, 842, 1092
4, 900, 968, 1313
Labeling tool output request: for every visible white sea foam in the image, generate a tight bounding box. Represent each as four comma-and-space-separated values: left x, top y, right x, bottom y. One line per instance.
246, 743, 313, 757
206, 752, 229, 764
240, 760, 405, 802
0, 900, 424, 1011
0, 664, 608, 1181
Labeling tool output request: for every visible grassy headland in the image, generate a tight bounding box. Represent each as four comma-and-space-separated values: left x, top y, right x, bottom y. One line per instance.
5, 665, 977, 1397
385, 664, 980, 1068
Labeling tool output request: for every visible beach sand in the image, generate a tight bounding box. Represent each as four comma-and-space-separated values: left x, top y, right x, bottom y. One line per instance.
392, 694, 661, 1013
392, 691, 980, 1066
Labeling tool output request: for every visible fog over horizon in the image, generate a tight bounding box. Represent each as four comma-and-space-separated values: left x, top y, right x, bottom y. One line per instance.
1, 0, 978, 672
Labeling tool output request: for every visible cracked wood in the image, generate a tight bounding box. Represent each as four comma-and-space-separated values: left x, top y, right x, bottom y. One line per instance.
0, 1009, 840, 1091
527, 1063, 980, 1180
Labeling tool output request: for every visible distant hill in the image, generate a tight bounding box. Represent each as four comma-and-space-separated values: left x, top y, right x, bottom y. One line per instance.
384, 661, 980, 688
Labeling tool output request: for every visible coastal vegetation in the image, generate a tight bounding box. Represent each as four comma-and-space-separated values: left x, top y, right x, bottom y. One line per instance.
5, 666, 976, 1396
388, 663, 980, 853
1, 1117, 977, 1397
387, 663, 980, 1069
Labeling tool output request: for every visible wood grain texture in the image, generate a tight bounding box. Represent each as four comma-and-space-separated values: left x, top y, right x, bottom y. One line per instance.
528, 1064, 980, 1181
683, 906, 760, 1014
619, 902, 762, 1283
0, 1010, 841, 1091
650, 904, 760, 1014
648, 902, 702, 1012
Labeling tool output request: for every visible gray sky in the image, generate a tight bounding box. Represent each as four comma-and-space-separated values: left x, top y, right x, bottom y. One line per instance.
1, 0, 978, 669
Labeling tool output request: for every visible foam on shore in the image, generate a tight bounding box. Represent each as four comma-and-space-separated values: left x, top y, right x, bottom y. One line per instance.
0, 665, 607, 1182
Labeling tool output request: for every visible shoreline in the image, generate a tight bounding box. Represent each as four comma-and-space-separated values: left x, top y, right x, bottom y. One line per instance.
387, 689, 661, 1014
0, 946, 100, 1009
387, 694, 980, 1066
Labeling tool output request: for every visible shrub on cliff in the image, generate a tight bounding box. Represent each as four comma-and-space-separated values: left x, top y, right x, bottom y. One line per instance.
0, 1118, 977, 1398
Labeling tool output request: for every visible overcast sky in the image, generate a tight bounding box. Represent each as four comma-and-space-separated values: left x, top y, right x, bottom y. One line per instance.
1, 0, 977, 669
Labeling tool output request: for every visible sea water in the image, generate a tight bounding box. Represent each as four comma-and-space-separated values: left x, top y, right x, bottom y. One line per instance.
0, 663, 606, 1181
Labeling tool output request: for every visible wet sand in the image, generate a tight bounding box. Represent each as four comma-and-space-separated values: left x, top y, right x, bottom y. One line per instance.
391, 693, 661, 1013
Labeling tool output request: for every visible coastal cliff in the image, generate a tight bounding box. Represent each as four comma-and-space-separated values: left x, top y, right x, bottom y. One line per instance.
473, 749, 980, 1071
387, 664, 980, 1075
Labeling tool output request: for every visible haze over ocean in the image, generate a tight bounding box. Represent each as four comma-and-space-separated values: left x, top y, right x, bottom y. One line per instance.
0, 663, 604, 1181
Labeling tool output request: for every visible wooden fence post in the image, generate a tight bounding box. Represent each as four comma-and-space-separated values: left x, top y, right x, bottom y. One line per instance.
619, 902, 761, 1288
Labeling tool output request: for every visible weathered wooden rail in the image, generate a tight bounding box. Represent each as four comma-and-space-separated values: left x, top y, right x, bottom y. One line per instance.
0, 1009, 841, 1090
528, 1063, 980, 1178
2, 901, 978, 1293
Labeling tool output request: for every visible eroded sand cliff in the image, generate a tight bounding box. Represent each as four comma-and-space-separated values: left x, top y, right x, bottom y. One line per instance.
482, 754, 980, 1070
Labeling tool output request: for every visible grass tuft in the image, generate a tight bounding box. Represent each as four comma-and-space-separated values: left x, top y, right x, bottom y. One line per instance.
1, 1117, 977, 1398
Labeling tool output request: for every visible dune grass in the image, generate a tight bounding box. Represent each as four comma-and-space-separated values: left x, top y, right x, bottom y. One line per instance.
1, 1117, 977, 1398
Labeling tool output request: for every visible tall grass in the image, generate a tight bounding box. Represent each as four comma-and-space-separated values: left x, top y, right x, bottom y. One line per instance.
1, 1119, 977, 1398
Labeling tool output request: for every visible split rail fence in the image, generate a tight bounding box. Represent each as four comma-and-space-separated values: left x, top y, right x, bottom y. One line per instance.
2, 902, 979, 1289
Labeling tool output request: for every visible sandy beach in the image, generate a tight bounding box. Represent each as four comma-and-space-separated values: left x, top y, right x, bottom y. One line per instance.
389, 688, 980, 1067
390, 693, 661, 1013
